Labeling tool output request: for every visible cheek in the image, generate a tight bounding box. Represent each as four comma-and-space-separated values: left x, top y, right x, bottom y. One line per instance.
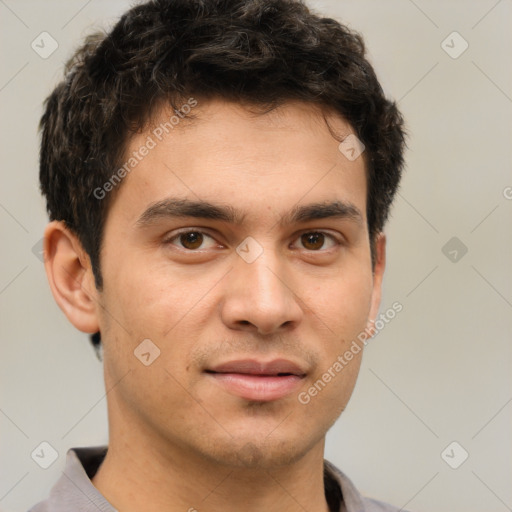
99, 259, 213, 391
298, 263, 372, 409
297, 349, 363, 435
307, 266, 374, 338
101, 256, 187, 337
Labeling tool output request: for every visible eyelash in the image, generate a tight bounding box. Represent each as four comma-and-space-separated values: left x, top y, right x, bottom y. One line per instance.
164, 229, 342, 252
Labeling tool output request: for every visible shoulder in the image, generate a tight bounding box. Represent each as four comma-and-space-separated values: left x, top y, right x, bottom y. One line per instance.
361, 496, 408, 512
324, 459, 412, 512
27, 502, 48, 512
26, 446, 113, 512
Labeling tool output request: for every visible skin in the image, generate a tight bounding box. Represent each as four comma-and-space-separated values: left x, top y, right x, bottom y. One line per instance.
44, 98, 386, 512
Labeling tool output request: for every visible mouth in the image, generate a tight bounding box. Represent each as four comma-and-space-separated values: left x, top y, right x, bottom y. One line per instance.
204, 359, 307, 402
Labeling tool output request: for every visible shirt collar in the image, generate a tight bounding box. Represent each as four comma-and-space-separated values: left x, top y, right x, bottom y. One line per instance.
31, 446, 373, 512
30, 446, 116, 512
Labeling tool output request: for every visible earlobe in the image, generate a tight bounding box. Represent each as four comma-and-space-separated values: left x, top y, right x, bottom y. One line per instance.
367, 233, 386, 333
43, 221, 100, 334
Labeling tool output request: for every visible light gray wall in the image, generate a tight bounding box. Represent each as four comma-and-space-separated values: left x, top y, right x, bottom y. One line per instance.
1, 1, 510, 511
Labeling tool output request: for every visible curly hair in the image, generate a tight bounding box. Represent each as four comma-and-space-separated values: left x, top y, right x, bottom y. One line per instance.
39, 0, 406, 292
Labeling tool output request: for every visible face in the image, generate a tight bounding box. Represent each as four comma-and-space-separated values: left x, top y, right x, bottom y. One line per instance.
92, 99, 384, 469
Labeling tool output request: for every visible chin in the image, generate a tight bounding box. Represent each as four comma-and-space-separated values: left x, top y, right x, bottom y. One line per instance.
198, 430, 321, 470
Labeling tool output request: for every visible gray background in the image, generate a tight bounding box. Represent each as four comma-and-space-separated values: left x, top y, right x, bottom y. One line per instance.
1, 1, 511, 511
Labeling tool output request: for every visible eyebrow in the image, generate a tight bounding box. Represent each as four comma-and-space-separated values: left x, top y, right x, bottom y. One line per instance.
135, 197, 363, 228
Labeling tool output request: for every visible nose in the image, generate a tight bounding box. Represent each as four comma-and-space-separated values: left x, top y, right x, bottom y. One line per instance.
220, 242, 303, 336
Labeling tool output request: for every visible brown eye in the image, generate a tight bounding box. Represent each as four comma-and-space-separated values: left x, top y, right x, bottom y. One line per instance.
296, 231, 338, 251
166, 230, 217, 251
301, 232, 325, 250
179, 232, 204, 250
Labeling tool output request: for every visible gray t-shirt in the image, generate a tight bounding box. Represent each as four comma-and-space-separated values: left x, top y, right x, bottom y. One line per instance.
27, 446, 409, 512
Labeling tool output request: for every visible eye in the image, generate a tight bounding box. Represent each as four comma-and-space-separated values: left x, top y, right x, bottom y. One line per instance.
164, 229, 340, 253
165, 230, 218, 250
293, 231, 339, 251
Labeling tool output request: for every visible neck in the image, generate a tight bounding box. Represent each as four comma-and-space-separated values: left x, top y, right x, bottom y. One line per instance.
92, 406, 330, 512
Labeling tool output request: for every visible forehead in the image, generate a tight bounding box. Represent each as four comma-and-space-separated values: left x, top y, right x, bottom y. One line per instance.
108, 98, 368, 228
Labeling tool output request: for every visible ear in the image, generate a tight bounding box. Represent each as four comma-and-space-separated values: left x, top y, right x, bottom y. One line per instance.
43, 220, 100, 333
367, 232, 386, 332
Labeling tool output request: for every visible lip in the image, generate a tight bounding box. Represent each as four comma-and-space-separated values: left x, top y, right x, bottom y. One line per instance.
205, 359, 307, 402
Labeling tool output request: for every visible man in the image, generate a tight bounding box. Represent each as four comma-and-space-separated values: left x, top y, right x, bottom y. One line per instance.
30, 0, 406, 510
